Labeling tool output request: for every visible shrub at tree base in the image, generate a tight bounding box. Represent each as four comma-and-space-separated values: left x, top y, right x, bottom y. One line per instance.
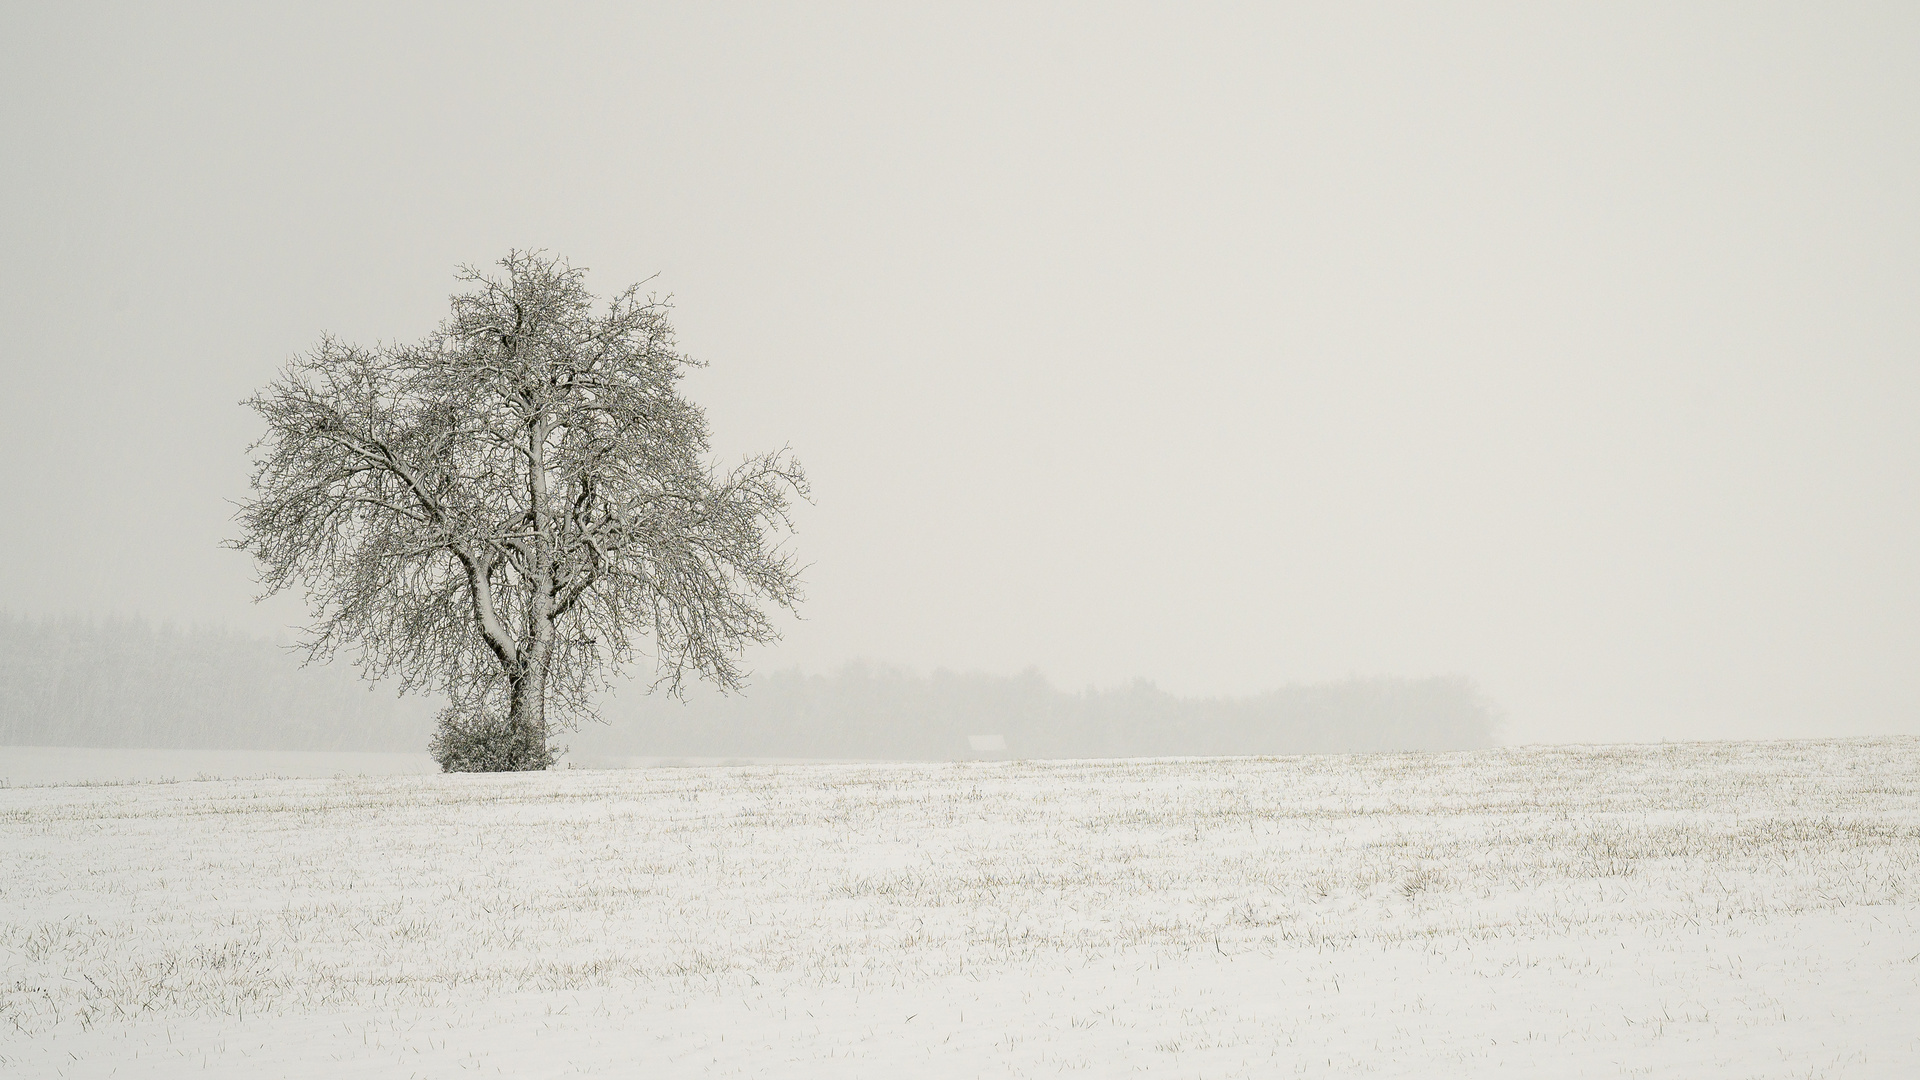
428, 700, 554, 772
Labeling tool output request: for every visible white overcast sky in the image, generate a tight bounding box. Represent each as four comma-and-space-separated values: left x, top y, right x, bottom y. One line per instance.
2, 3, 1916, 744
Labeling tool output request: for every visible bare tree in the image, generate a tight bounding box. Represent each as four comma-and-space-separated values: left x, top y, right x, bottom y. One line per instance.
232, 252, 806, 770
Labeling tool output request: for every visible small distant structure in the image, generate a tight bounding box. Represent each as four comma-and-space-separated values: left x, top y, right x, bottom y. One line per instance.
967, 734, 1008, 759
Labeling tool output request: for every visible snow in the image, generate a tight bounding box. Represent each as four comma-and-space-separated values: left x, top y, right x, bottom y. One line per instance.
3, 738, 1918, 1077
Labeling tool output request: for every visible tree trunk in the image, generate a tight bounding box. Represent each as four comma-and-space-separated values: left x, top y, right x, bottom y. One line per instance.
507, 407, 557, 772
504, 657, 554, 771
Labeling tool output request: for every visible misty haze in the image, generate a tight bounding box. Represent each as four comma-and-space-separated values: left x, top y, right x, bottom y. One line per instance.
4, 4, 1918, 1077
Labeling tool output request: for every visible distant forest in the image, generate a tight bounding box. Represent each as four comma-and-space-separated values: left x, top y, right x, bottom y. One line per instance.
0, 614, 434, 750
1, 615, 1502, 758
575, 663, 1502, 761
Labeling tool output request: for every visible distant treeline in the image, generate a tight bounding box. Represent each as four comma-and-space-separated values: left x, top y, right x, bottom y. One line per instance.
1, 615, 1501, 758
572, 663, 1503, 761
0, 613, 433, 750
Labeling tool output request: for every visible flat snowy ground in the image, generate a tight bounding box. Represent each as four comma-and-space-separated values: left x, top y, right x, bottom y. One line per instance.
3, 739, 1917, 1078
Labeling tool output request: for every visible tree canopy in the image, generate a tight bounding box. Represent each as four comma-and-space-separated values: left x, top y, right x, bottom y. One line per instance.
233, 252, 806, 770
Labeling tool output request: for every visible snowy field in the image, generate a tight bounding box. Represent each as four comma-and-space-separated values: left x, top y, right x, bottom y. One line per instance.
3, 739, 1918, 1078
0, 747, 823, 787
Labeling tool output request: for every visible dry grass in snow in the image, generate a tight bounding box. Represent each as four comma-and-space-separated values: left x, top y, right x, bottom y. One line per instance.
3, 737, 1919, 1077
